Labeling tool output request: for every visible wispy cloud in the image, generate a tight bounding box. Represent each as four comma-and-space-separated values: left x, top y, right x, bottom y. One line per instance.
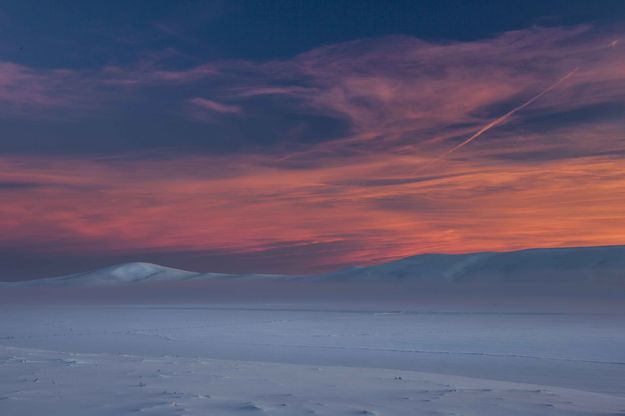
0, 62, 92, 115
189, 97, 240, 113
237, 26, 625, 159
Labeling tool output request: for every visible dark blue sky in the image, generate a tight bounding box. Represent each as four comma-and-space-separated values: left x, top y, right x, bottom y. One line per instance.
3, 0, 623, 68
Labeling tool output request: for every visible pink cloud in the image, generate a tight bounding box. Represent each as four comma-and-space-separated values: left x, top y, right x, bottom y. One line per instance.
189, 97, 241, 113
101, 63, 218, 86
3, 25, 623, 131
0, 62, 93, 114
228, 26, 625, 159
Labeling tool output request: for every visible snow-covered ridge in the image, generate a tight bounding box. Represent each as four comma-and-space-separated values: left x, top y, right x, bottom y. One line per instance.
4, 245, 625, 287
322, 245, 625, 286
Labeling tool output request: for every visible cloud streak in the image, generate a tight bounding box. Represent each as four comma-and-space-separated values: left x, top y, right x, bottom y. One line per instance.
189, 97, 240, 114
418, 67, 580, 171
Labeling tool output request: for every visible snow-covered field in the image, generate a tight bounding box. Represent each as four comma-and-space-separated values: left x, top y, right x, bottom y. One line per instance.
1, 304, 624, 415
2, 246, 625, 415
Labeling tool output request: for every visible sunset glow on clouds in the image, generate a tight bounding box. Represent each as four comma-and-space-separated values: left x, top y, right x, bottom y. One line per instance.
2, 24, 625, 275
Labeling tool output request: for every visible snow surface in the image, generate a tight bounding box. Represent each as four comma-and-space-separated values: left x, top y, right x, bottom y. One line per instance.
1, 306, 624, 415
3, 344, 624, 416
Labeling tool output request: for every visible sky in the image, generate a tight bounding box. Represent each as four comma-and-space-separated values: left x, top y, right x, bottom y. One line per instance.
1, 0, 625, 280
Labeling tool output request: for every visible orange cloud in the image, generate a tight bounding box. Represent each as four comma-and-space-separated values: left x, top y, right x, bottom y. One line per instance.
1, 139, 625, 273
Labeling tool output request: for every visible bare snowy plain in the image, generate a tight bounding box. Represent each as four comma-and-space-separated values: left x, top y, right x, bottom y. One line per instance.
1, 246, 625, 415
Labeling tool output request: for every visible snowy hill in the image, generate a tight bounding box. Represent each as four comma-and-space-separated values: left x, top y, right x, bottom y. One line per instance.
3, 262, 289, 287
10, 262, 223, 287
320, 245, 625, 287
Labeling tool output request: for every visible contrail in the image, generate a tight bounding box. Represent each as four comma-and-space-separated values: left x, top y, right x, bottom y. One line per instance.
420, 67, 579, 169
